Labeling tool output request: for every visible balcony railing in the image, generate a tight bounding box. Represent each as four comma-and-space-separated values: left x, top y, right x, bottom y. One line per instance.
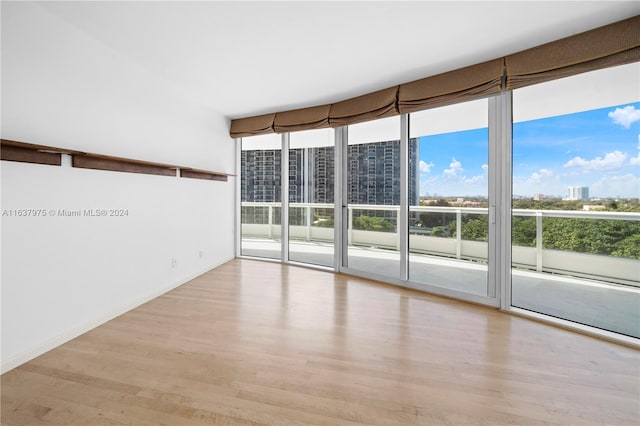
241, 202, 640, 287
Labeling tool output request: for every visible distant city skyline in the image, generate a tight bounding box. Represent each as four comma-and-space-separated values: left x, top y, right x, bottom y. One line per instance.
415, 102, 640, 199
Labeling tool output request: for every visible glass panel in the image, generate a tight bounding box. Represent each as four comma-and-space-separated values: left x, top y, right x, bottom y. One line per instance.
240, 133, 282, 259
512, 62, 640, 338
288, 128, 335, 267
408, 99, 489, 296
346, 116, 401, 279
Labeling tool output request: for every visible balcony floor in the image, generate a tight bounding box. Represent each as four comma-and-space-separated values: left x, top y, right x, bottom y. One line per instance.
241, 238, 640, 339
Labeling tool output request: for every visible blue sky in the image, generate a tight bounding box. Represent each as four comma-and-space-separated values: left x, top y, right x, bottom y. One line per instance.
417, 102, 640, 198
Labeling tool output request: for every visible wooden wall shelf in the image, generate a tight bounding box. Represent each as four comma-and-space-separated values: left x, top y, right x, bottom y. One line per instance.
1, 139, 230, 182
0, 143, 63, 166
180, 168, 228, 181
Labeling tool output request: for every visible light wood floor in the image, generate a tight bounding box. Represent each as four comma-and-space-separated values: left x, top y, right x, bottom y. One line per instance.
2, 259, 639, 425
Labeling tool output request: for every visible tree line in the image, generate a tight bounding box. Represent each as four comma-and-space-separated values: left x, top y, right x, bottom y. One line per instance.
308, 198, 640, 259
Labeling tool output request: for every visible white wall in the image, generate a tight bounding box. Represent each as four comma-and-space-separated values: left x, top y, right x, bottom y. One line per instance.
1, 2, 236, 372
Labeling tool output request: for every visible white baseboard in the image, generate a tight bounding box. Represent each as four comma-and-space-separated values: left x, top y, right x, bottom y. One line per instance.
0, 256, 234, 374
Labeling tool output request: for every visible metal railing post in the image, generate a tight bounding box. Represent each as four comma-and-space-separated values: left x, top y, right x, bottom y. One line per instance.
456, 209, 462, 259
348, 207, 353, 245
397, 206, 402, 250
306, 206, 312, 242
536, 211, 543, 272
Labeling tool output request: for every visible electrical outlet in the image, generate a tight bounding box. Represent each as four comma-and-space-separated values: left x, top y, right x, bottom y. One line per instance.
171, 258, 177, 268
199, 250, 204, 258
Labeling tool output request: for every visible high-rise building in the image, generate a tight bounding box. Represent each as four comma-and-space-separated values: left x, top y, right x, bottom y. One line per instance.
309, 146, 334, 204
346, 139, 419, 206
566, 186, 589, 201
241, 139, 419, 206
241, 149, 281, 203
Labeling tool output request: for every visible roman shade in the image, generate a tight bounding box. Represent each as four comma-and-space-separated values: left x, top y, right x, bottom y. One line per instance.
398, 59, 504, 114
273, 104, 331, 133
230, 113, 275, 138
229, 16, 639, 139
328, 86, 399, 127
505, 15, 640, 90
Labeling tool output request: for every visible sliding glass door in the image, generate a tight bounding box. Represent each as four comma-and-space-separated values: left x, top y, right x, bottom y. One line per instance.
344, 116, 402, 280
240, 133, 283, 259
288, 128, 335, 267
408, 99, 490, 296
511, 63, 640, 338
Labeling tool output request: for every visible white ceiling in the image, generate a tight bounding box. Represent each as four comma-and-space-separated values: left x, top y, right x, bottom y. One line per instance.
37, 1, 639, 120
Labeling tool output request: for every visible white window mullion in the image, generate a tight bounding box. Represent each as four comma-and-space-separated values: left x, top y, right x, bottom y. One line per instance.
333, 126, 344, 272
488, 98, 499, 300
235, 138, 242, 258
281, 133, 290, 263
338, 126, 349, 270
489, 92, 513, 309
400, 114, 409, 281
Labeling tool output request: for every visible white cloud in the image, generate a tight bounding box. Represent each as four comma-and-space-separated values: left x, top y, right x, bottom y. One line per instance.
630, 136, 640, 166
590, 174, 640, 198
527, 168, 553, 184
608, 105, 640, 129
429, 160, 488, 195
443, 158, 463, 179
461, 164, 489, 185
563, 151, 627, 173
563, 157, 589, 168
463, 175, 484, 184
419, 160, 434, 174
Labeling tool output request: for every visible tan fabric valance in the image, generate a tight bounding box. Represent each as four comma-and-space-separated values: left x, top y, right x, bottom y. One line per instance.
505, 15, 640, 90
273, 105, 331, 133
230, 113, 275, 138
328, 86, 399, 127
230, 16, 639, 139
398, 59, 504, 114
